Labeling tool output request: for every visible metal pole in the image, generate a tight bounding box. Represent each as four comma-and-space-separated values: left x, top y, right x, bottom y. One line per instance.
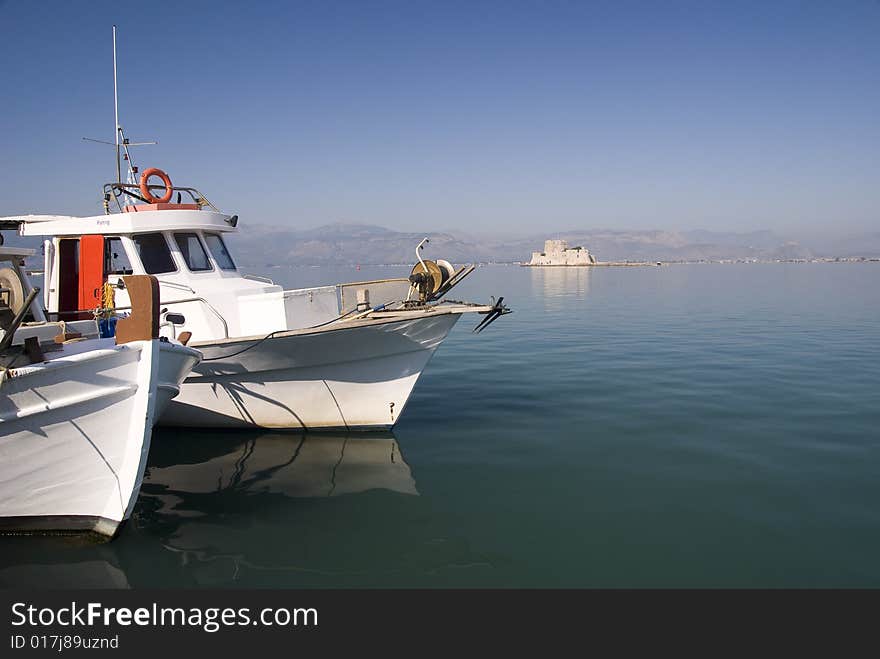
11, 259, 46, 323
113, 25, 120, 184
416, 237, 429, 273
0, 289, 40, 353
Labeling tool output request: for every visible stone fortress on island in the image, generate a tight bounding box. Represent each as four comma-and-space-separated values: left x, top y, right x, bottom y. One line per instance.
523, 238, 660, 267
526, 239, 597, 266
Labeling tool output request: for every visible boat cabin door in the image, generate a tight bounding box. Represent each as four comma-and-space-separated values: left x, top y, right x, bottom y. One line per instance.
54, 235, 133, 320
55, 235, 103, 320
78, 235, 105, 312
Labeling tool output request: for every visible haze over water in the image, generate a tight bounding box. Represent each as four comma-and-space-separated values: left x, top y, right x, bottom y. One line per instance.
1, 263, 878, 587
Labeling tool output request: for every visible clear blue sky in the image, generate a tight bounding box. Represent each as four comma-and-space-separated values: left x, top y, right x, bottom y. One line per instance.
1, 0, 878, 236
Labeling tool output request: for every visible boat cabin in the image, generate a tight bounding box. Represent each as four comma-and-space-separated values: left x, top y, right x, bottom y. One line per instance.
11, 177, 410, 345
19, 208, 298, 340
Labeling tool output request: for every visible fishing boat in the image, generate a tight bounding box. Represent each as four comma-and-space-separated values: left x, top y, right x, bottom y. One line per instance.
0, 28, 509, 431
6, 190, 506, 430
0, 249, 202, 539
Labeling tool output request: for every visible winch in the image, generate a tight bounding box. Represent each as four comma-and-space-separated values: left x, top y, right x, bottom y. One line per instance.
407, 238, 468, 304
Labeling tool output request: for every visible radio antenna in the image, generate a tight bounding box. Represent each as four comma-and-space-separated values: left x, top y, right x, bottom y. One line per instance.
83, 25, 156, 193
113, 24, 120, 183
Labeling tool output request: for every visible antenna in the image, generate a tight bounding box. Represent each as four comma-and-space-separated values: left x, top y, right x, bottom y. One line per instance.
113, 24, 123, 184
83, 25, 156, 195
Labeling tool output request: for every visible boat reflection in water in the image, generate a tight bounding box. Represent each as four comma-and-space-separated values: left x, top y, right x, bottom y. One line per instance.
122, 429, 425, 586
144, 430, 418, 502
0, 431, 422, 588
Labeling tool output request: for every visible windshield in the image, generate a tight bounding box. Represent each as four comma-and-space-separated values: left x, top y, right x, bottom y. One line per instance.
205, 233, 236, 271
174, 233, 213, 272
132, 233, 176, 274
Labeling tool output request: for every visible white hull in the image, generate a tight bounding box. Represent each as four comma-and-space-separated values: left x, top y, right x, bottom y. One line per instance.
155, 341, 203, 421
0, 340, 200, 538
161, 313, 461, 430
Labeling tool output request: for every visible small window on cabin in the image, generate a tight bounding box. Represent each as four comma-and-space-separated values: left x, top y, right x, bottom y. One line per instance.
132, 233, 177, 274
174, 233, 213, 272
204, 233, 236, 270
105, 237, 133, 275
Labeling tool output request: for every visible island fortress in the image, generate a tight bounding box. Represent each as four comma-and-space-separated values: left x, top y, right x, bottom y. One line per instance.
527, 239, 597, 266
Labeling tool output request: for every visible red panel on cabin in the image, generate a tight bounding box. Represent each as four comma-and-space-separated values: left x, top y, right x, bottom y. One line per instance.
78, 235, 105, 311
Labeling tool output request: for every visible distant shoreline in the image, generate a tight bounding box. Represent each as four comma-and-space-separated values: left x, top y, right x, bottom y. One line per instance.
519, 257, 880, 267
242, 258, 880, 269
521, 261, 660, 267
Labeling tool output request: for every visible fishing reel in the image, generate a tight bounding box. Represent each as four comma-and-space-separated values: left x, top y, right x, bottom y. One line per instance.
408, 238, 457, 304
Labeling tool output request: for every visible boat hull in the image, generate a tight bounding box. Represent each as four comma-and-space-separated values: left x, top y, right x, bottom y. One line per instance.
156, 340, 203, 421
160, 313, 461, 430
0, 339, 201, 538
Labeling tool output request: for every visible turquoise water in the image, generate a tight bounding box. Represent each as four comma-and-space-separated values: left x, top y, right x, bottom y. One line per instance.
1, 263, 879, 587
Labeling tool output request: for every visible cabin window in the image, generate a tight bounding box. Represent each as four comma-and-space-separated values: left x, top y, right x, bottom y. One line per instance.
174, 233, 213, 272
204, 233, 236, 270
132, 233, 177, 274
105, 237, 133, 275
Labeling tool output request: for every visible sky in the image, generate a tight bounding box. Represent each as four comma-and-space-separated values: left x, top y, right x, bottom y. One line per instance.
1, 0, 878, 237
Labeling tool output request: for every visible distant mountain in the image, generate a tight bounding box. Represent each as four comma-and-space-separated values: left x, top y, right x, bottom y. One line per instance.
802, 232, 880, 258
229, 223, 495, 266
225, 223, 840, 266
680, 229, 784, 250
4, 221, 875, 270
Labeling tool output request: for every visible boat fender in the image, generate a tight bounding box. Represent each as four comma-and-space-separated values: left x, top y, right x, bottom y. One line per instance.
139, 167, 174, 204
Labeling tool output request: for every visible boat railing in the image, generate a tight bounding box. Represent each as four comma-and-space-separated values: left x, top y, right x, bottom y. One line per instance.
336, 278, 412, 314
102, 182, 221, 214
242, 273, 276, 285
151, 280, 228, 335
156, 279, 196, 293
52, 295, 230, 339
157, 296, 230, 339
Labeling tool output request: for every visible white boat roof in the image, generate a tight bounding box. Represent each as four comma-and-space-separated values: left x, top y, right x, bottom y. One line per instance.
0, 246, 36, 261
7, 209, 238, 237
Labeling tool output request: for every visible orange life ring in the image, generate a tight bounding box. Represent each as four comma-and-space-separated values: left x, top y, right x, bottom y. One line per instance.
140, 168, 173, 204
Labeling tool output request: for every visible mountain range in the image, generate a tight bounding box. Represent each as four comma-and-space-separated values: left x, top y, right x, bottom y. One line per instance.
223, 223, 880, 267
4, 223, 878, 267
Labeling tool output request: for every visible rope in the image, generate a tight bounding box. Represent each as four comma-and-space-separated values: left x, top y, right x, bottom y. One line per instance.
200, 304, 381, 362
201, 330, 285, 362
94, 283, 116, 320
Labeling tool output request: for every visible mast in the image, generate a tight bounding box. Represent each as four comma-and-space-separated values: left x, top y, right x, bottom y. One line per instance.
83, 25, 156, 208
113, 24, 121, 184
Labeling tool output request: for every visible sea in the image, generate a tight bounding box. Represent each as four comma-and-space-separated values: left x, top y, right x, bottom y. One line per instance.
1, 262, 878, 588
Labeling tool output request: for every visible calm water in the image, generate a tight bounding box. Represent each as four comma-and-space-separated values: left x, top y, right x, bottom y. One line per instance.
2, 263, 879, 588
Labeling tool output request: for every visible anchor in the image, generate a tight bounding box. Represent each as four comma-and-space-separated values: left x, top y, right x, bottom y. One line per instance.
473, 296, 511, 333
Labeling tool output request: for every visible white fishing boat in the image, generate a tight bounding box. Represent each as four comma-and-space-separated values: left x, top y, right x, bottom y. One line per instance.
0, 250, 201, 539
0, 27, 509, 431
7, 199, 505, 430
